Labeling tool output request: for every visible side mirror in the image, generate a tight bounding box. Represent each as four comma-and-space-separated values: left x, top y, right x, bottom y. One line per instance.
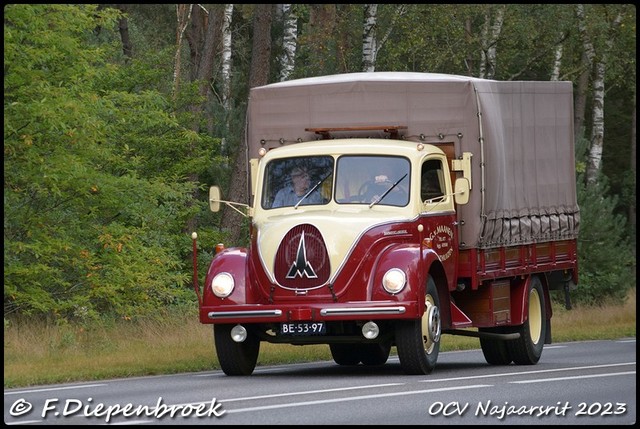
454, 178, 470, 205
209, 186, 221, 212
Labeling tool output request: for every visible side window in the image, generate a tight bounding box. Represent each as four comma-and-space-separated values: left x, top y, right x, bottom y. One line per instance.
421, 159, 444, 202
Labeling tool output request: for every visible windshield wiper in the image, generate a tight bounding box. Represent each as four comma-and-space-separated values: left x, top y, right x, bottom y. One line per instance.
294, 171, 333, 209
369, 173, 408, 208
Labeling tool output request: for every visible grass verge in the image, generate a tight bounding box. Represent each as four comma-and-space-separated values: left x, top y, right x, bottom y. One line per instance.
4, 289, 635, 388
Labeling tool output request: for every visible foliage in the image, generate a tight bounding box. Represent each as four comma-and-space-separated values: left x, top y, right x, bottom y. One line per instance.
3, 4, 222, 322
573, 175, 636, 305
570, 136, 636, 305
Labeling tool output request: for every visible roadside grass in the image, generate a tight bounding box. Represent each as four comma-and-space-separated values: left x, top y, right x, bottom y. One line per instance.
4, 288, 635, 388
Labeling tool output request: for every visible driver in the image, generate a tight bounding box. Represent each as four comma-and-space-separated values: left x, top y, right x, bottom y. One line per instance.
272, 166, 323, 208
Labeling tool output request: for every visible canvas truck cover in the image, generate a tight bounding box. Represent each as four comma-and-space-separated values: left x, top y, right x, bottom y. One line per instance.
246, 72, 579, 250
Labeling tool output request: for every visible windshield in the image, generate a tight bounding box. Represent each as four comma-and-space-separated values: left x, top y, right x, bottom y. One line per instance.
262, 154, 410, 209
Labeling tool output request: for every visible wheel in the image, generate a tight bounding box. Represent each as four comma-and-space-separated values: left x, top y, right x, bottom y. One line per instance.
395, 276, 441, 375
330, 343, 362, 365
507, 276, 546, 365
359, 342, 392, 366
479, 327, 513, 365
214, 324, 260, 375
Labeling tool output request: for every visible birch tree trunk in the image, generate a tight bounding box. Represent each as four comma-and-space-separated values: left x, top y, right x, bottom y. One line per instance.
221, 4, 234, 109
362, 4, 378, 72
479, 6, 504, 78
362, 5, 405, 73
219, 4, 234, 153
577, 5, 624, 185
277, 4, 297, 82
550, 34, 563, 81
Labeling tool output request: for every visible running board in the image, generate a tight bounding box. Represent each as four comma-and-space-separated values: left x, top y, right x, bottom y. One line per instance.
444, 329, 521, 340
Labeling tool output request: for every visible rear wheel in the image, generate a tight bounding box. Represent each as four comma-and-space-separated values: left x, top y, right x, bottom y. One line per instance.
396, 276, 441, 375
508, 276, 546, 365
214, 324, 260, 376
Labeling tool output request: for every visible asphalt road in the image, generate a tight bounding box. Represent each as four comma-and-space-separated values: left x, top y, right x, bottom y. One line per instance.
4, 338, 636, 425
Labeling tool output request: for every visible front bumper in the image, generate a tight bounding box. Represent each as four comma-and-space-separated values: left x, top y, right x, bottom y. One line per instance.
200, 301, 420, 324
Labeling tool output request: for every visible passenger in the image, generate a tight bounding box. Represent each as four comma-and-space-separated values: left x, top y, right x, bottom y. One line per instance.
362, 171, 407, 206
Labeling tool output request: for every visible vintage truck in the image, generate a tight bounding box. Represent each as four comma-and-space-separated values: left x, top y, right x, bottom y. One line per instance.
192, 72, 579, 376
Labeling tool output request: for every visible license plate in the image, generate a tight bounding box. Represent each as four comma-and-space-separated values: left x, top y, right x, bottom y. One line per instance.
280, 322, 326, 335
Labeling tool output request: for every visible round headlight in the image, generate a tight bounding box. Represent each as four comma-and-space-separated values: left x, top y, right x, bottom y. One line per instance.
211, 272, 234, 298
382, 268, 406, 294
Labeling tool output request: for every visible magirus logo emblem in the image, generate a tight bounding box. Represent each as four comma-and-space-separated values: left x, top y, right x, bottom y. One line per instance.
286, 232, 318, 279
274, 224, 330, 289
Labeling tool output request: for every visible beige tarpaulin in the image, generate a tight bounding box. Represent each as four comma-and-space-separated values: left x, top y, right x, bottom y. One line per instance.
247, 72, 579, 249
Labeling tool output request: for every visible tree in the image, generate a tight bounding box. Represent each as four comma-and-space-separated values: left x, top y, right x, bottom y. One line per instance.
220, 4, 273, 245
576, 4, 626, 186
221, 4, 235, 108
479, 5, 505, 79
277, 4, 297, 81
4, 4, 210, 320
362, 4, 378, 72
172, 4, 192, 100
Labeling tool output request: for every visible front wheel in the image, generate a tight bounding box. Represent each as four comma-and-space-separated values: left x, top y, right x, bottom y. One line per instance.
479, 327, 513, 365
214, 324, 260, 375
359, 342, 392, 366
329, 343, 361, 365
395, 276, 441, 375
507, 276, 546, 365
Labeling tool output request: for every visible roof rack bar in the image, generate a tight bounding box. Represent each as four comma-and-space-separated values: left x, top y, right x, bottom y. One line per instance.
305, 125, 407, 140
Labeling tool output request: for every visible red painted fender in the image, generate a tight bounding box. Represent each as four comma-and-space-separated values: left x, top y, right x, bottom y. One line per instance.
511, 275, 552, 325
370, 244, 442, 310
202, 247, 249, 306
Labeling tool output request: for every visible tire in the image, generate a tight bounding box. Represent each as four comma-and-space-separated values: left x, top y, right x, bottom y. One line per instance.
507, 276, 546, 365
330, 343, 362, 365
214, 324, 260, 376
359, 342, 392, 366
479, 327, 513, 365
395, 276, 441, 375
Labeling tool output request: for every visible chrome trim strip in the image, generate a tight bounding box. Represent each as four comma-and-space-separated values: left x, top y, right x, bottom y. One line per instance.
208, 309, 283, 319
320, 306, 406, 316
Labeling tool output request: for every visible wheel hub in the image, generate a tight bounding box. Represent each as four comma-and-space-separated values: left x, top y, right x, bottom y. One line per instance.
421, 298, 441, 351
426, 304, 441, 343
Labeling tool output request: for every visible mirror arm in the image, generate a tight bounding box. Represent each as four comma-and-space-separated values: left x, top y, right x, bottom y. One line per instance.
211, 199, 250, 217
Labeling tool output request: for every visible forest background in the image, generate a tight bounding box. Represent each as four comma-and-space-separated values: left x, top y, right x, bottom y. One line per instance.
3, 4, 636, 327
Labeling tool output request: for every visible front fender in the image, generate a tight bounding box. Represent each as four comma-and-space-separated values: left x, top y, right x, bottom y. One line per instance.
370, 244, 441, 307
202, 247, 249, 306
